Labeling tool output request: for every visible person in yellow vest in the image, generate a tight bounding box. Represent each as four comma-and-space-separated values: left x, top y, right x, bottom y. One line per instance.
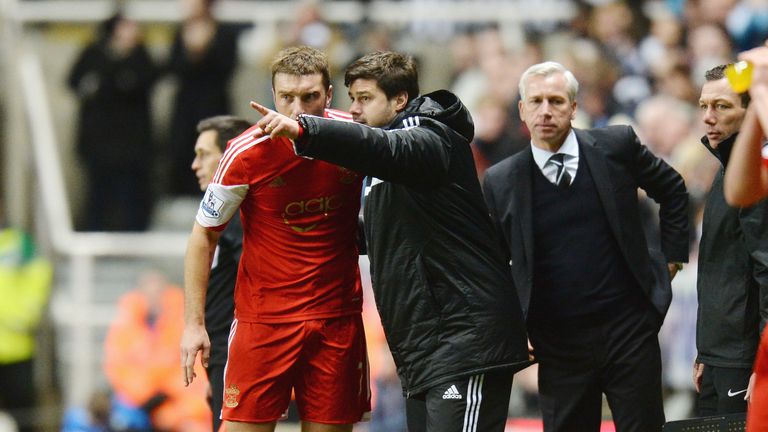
0, 224, 53, 432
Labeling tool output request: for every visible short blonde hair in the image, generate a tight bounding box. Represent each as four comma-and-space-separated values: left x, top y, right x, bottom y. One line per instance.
519, 61, 579, 102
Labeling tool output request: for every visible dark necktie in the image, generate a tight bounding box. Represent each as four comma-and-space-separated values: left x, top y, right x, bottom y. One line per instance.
549, 153, 571, 189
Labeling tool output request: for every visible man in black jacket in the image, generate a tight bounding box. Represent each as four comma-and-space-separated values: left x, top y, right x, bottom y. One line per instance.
482, 62, 689, 431
190, 115, 251, 432
67, 13, 158, 231
166, 0, 239, 196
694, 64, 768, 415
251, 51, 529, 432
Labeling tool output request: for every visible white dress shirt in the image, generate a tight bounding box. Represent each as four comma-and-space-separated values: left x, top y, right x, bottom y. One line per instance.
530, 129, 579, 186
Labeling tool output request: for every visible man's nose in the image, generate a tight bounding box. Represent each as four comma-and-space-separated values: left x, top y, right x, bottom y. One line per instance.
540, 101, 552, 115
703, 107, 717, 124
291, 101, 305, 118
349, 101, 361, 115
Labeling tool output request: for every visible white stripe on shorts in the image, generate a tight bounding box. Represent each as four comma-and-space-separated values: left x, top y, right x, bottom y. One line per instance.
221, 318, 238, 409
462, 373, 485, 432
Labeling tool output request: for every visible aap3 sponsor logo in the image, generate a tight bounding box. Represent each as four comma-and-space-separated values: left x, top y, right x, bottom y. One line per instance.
282, 195, 341, 233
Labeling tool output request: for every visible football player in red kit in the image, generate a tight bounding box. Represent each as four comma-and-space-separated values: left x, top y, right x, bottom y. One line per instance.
181, 46, 369, 432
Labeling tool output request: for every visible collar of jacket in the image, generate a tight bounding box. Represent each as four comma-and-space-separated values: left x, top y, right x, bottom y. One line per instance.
701, 133, 737, 167
387, 90, 474, 141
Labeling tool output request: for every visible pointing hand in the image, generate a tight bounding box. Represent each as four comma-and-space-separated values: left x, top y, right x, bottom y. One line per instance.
250, 101, 300, 140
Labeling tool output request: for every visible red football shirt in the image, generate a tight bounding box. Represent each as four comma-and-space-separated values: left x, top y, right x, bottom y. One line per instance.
196, 109, 363, 323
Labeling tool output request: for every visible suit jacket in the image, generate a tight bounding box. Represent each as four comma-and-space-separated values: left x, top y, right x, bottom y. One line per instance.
483, 125, 689, 322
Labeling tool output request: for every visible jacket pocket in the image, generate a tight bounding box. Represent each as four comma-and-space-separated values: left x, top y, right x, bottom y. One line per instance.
385, 253, 441, 384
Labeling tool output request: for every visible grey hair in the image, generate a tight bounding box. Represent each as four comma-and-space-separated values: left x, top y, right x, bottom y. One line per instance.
519, 61, 579, 102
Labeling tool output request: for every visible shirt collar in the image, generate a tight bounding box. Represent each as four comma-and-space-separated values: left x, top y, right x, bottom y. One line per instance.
530, 129, 579, 171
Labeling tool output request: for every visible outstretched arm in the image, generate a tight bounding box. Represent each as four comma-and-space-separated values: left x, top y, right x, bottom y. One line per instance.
250, 101, 454, 187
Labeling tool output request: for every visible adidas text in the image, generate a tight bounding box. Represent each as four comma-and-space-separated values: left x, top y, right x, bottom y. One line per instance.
442, 385, 463, 400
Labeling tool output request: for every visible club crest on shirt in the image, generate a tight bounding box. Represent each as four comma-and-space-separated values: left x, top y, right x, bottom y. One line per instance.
224, 384, 240, 408
201, 189, 224, 218
269, 176, 286, 188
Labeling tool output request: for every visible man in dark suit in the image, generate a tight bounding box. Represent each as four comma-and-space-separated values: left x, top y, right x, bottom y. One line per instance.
483, 61, 689, 431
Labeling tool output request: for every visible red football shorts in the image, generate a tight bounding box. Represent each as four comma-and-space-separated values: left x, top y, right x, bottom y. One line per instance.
221, 314, 371, 424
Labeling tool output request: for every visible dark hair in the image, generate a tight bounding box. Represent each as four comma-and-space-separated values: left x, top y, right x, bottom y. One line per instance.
98, 12, 123, 42
705, 64, 750, 107
344, 51, 419, 103
271, 45, 331, 90
196, 116, 252, 151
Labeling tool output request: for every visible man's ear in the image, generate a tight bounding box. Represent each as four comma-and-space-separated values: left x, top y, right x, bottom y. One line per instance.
326, 85, 334, 108
395, 91, 409, 111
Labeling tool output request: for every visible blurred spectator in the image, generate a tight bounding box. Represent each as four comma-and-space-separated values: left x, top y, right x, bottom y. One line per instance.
634, 94, 700, 165
359, 257, 405, 432
276, 0, 356, 97
67, 13, 158, 231
471, 95, 527, 180
165, 0, 239, 197
0, 214, 53, 432
403, 0, 465, 42
639, 8, 686, 78
659, 248, 699, 420
285, 0, 333, 48
451, 26, 526, 114
694, 0, 739, 25
358, 24, 395, 54
653, 63, 701, 105
369, 345, 406, 432
587, 1, 647, 76
634, 93, 704, 253
61, 389, 155, 432
281, 0, 346, 60
558, 38, 622, 126
687, 24, 734, 88
61, 390, 113, 432
726, 0, 768, 52
104, 270, 210, 432
674, 142, 721, 204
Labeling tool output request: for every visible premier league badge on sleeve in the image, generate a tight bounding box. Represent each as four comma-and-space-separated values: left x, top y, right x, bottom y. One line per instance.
201, 190, 224, 218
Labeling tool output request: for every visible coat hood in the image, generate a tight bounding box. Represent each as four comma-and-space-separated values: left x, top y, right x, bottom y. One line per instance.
394, 89, 475, 141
